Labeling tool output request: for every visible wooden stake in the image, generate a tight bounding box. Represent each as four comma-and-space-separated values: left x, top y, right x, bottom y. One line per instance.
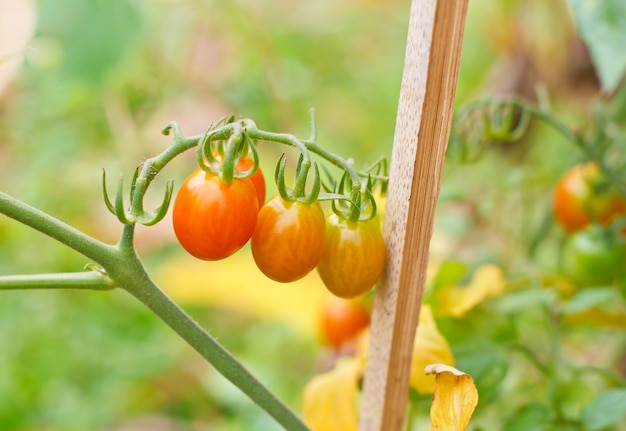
359, 1, 468, 430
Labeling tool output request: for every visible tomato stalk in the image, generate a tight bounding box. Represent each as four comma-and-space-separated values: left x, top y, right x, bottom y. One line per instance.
453, 97, 626, 200
0, 191, 311, 431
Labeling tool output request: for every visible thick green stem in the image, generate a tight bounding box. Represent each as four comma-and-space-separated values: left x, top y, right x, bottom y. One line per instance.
118, 263, 311, 431
0, 191, 116, 263
0, 271, 115, 291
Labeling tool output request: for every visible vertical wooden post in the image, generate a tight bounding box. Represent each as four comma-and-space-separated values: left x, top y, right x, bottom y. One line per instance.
359, 1, 468, 430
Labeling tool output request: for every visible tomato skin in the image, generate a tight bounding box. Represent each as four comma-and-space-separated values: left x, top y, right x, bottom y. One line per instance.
251, 196, 326, 282
235, 157, 266, 207
553, 162, 626, 233
214, 156, 266, 207
561, 225, 626, 286
172, 170, 258, 260
320, 298, 370, 349
317, 214, 386, 299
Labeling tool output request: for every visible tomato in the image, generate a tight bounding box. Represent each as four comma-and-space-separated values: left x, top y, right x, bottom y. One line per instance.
320, 298, 370, 349
317, 214, 386, 298
561, 225, 626, 286
553, 162, 626, 233
172, 169, 258, 260
251, 196, 326, 282
214, 156, 266, 207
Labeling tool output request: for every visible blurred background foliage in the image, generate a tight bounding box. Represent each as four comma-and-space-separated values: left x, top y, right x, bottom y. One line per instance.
0, 0, 624, 430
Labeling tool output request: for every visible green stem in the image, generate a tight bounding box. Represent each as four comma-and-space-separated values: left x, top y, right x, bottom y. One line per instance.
0, 271, 115, 291
457, 98, 626, 199
0, 191, 116, 263
0, 190, 310, 431
131, 134, 201, 216
116, 258, 311, 431
304, 142, 362, 189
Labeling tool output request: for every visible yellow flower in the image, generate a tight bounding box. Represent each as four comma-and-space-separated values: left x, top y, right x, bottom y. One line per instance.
302, 357, 364, 431
437, 264, 505, 317
425, 364, 479, 431
303, 305, 455, 430
409, 306, 455, 394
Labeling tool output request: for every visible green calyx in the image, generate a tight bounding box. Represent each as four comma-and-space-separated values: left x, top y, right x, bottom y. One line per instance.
196, 118, 262, 184
102, 167, 174, 226
275, 154, 321, 205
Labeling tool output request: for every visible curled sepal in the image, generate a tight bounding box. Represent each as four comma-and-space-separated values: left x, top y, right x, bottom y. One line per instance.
483, 102, 531, 143
136, 179, 175, 226
232, 135, 260, 180
275, 154, 292, 201
362, 156, 389, 195
114, 174, 134, 224
102, 169, 133, 224
358, 185, 378, 222
274, 154, 321, 204
102, 169, 116, 216
196, 126, 223, 176
328, 173, 379, 222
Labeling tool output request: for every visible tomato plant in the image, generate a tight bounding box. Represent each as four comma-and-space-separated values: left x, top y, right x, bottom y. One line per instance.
172, 169, 259, 260
251, 196, 326, 282
317, 214, 386, 298
553, 162, 626, 233
319, 298, 370, 349
561, 225, 626, 286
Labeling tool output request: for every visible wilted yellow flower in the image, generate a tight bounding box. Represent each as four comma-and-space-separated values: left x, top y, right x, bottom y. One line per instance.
425, 364, 479, 431
437, 264, 505, 317
409, 306, 455, 394
302, 357, 364, 431
303, 306, 456, 429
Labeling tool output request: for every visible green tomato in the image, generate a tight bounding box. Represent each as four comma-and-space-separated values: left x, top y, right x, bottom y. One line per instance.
561, 225, 626, 287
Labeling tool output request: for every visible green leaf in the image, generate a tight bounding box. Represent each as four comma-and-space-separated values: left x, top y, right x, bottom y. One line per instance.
566, 0, 626, 92
580, 388, 626, 430
558, 287, 618, 315
431, 260, 468, 291
502, 403, 553, 431
490, 287, 558, 314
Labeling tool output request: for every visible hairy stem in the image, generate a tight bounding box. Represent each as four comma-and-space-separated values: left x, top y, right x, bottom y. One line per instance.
118, 259, 311, 431
0, 191, 116, 263
0, 271, 115, 291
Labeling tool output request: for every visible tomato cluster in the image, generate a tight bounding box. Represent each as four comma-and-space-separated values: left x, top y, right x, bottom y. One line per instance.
553, 162, 626, 287
172, 161, 386, 298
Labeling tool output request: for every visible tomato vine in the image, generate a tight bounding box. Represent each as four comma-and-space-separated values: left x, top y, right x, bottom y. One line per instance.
0, 111, 389, 431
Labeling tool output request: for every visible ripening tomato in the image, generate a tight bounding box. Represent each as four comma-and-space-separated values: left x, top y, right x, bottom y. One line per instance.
561, 225, 626, 287
320, 298, 370, 349
237, 157, 266, 207
251, 196, 326, 282
553, 162, 626, 233
317, 214, 386, 298
172, 169, 258, 260
214, 156, 266, 207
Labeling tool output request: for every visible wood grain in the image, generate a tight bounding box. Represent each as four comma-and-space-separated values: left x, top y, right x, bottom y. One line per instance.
359, 0, 469, 430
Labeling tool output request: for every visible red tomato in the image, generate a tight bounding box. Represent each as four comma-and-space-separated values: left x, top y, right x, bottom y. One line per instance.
237, 157, 266, 207
172, 170, 258, 260
317, 214, 386, 298
553, 162, 626, 233
251, 196, 326, 282
320, 298, 370, 349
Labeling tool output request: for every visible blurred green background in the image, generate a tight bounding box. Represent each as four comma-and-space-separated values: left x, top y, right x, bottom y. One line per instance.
1, 0, 623, 430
